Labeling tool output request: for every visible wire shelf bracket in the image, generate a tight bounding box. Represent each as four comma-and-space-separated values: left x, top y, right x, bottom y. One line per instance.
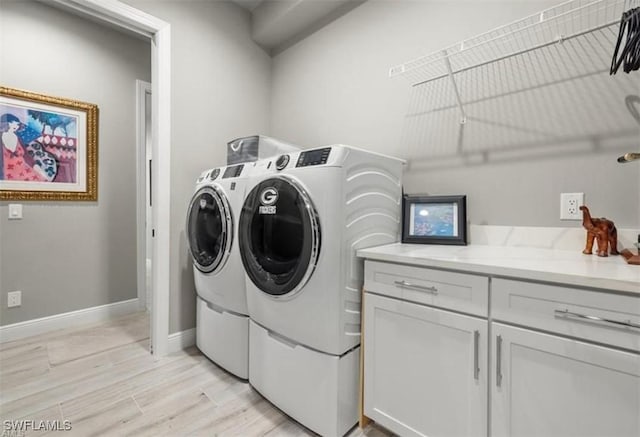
389, 0, 629, 86
442, 51, 467, 125
395, 0, 640, 166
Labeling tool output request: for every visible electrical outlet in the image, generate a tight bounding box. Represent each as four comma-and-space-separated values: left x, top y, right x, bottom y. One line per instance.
7, 291, 21, 308
560, 192, 584, 220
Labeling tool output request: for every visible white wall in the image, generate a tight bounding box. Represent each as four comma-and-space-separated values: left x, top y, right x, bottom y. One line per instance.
0, 1, 151, 325
123, 0, 272, 333
270, 0, 640, 228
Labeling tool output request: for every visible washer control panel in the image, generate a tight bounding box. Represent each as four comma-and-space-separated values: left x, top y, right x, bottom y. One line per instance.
296, 147, 331, 167
208, 168, 221, 180
275, 154, 290, 170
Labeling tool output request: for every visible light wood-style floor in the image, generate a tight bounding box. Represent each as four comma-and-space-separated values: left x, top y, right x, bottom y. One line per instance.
0, 312, 390, 436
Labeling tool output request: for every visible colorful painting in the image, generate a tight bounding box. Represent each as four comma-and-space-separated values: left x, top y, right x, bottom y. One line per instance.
0, 87, 97, 201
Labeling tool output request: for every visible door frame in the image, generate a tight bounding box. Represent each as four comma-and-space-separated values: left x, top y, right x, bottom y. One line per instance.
136, 80, 151, 312
50, 0, 171, 356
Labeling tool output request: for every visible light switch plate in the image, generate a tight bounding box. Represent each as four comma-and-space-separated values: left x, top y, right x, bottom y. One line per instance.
8, 204, 23, 220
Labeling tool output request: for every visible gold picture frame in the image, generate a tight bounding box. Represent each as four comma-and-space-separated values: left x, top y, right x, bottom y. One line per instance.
0, 86, 98, 201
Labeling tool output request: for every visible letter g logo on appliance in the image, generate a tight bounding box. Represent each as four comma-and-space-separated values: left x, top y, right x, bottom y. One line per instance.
260, 187, 278, 206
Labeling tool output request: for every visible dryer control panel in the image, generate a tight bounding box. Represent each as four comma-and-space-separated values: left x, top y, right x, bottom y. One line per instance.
222, 164, 244, 178
296, 147, 331, 167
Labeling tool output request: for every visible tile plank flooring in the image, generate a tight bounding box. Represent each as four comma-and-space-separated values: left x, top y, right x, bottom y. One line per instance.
0, 312, 391, 436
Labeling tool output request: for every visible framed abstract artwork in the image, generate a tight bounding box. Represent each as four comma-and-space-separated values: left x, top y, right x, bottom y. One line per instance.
0, 86, 98, 201
402, 195, 467, 245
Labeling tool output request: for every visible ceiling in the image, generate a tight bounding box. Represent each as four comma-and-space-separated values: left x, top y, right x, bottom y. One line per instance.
232, 0, 263, 11
231, 0, 366, 54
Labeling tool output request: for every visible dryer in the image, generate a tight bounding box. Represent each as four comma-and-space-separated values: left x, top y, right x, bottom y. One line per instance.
238, 145, 404, 436
186, 163, 249, 379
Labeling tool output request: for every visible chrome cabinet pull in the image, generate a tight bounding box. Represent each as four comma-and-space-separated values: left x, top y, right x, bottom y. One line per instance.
393, 280, 438, 295
473, 330, 480, 380
496, 335, 503, 387
554, 309, 640, 330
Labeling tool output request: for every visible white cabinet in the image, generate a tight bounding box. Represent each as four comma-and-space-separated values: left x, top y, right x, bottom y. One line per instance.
363, 291, 488, 437
491, 322, 640, 437
361, 259, 640, 437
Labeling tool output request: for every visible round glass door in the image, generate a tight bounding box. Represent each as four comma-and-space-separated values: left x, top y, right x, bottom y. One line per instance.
186, 186, 232, 273
239, 176, 321, 297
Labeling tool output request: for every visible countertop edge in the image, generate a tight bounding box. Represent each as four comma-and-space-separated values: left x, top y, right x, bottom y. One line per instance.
357, 247, 640, 295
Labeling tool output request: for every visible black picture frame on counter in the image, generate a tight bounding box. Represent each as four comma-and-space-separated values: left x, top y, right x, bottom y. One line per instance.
402, 195, 467, 245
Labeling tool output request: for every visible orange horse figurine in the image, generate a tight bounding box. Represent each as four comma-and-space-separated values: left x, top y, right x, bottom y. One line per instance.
580, 206, 619, 257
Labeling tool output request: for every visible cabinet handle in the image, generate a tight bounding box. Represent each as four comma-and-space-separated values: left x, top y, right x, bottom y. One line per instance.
473, 330, 480, 380
554, 309, 640, 330
496, 335, 503, 387
393, 280, 438, 295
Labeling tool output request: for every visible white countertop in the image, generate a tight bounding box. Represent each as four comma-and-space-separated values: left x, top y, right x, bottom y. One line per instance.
357, 243, 640, 294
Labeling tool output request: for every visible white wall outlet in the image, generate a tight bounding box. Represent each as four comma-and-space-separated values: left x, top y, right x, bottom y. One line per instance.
560, 192, 584, 220
7, 291, 21, 308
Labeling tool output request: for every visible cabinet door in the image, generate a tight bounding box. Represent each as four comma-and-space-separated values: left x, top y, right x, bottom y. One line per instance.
491, 323, 640, 437
364, 292, 488, 437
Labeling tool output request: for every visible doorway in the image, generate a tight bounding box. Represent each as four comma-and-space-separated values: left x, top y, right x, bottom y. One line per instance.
50, 0, 172, 356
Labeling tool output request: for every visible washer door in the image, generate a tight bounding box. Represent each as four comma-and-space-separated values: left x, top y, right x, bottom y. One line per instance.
239, 176, 321, 297
186, 186, 233, 273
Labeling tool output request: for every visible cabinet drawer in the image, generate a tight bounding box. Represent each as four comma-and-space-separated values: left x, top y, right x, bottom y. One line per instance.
492, 278, 640, 352
364, 260, 489, 316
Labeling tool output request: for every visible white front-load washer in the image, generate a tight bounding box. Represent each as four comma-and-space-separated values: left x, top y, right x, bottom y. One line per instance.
238, 145, 404, 436
186, 163, 250, 379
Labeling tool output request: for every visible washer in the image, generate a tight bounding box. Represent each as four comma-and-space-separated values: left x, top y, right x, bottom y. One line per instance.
238, 145, 404, 436
186, 162, 249, 379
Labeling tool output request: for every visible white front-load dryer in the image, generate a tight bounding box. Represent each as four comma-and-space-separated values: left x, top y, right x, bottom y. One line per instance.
186, 163, 249, 379
239, 145, 404, 436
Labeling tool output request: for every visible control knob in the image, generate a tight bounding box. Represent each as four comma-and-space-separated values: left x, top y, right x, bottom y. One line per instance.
209, 168, 221, 180
275, 154, 290, 170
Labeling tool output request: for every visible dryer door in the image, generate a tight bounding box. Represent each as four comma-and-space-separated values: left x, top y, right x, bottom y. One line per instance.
186, 186, 233, 273
239, 176, 321, 297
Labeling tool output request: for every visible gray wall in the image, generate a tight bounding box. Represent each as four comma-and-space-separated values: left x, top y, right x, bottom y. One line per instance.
3, 0, 637, 333
124, 0, 272, 334
0, 1, 151, 325
270, 0, 640, 228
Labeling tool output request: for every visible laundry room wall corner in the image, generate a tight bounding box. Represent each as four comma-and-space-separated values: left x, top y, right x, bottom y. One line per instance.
269, 0, 640, 229
121, 0, 272, 334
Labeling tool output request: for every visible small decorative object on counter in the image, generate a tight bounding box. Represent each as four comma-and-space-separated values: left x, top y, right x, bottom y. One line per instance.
580, 205, 619, 257
402, 195, 467, 245
620, 234, 640, 266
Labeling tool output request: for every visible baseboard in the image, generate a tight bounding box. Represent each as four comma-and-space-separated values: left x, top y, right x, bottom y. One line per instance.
0, 298, 140, 343
167, 328, 196, 354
